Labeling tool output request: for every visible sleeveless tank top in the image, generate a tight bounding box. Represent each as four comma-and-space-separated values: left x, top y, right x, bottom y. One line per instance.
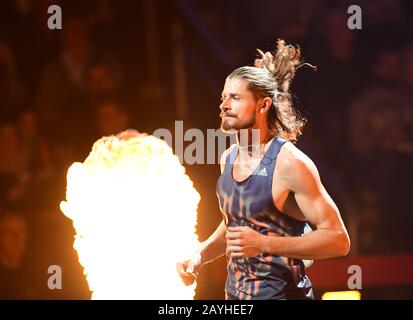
216, 136, 313, 299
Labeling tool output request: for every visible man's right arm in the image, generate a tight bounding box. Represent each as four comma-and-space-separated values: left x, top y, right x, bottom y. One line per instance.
176, 146, 233, 285
198, 220, 227, 265
199, 145, 235, 265
176, 219, 227, 286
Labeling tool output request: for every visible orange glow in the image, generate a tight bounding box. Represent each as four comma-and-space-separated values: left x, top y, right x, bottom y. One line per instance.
60, 132, 200, 299
322, 290, 361, 300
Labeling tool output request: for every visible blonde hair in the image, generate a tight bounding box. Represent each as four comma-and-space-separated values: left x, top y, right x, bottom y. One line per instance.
227, 39, 315, 143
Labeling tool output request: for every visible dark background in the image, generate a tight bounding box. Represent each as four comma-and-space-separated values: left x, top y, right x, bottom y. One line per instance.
0, 0, 412, 299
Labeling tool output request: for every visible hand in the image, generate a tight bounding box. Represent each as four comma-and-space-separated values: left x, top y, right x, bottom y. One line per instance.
226, 226, 265, 258
176, 251, 201, 286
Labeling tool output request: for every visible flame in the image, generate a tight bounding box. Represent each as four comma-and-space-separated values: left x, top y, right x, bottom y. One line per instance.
60, 131, 201, 299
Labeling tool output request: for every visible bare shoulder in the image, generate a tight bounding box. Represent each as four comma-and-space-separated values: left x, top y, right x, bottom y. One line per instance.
220, 144, 236, 174
276, 142, 320, 186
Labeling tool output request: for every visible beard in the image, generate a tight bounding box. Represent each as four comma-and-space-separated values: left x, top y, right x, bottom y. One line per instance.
220, 113, 256, 134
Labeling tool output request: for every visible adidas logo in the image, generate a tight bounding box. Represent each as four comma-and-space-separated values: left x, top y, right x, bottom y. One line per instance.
257, 167, 268, 176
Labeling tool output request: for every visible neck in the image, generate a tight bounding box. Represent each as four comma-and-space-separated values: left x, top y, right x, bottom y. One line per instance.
236, 126, 272, 157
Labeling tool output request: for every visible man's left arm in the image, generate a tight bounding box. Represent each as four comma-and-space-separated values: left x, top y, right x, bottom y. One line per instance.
226, 146, 351, 260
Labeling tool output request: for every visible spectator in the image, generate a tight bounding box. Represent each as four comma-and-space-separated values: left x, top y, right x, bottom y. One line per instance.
85, 57, 124, 112
347, 50, 411, 252
348, 51, 403, 157
0, 39, 25, 120
18, 110, 55, 182
35, 14, 123, 161
0, 123, 27, 177
0, 210, 36, 299
96, 100, 130, 137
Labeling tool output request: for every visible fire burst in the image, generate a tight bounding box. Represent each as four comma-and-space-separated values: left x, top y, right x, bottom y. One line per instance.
60, 130, 201, 299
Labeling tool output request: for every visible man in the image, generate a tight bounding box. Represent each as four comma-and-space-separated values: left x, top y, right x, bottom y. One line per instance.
177, 39, 350, 300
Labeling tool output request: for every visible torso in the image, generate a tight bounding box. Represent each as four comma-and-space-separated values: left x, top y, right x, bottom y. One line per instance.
216, 136, 313, 300
231, 140, 306, 222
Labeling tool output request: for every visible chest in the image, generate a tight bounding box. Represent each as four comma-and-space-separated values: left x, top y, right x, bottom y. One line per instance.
231, 158, 305, 222
232, 156, 263, 182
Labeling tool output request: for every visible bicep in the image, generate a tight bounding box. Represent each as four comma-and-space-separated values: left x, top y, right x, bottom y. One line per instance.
294, 186, 341, 231
286, 156, 342, 231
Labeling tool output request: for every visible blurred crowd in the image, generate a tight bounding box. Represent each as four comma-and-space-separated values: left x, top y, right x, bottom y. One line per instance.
0, 0, 412, 299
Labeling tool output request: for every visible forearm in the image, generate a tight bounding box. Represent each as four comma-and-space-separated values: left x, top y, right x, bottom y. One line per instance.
199, 220, 227, 265
262, 228, 350, 260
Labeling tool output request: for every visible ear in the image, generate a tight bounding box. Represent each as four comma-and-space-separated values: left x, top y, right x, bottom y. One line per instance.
259, 97, 272, 114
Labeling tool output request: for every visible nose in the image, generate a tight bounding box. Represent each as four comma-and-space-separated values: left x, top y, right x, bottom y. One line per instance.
220, 98, 230, 112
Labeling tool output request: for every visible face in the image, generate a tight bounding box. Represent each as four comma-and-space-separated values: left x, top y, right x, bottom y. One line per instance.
61, 18, 89, 54
98, 102, 129, 136
372, 52, 401, 85
19, 111, 37, 140
88, 65, 114, 96
219, 78, 258, 133
0, 125, 19, 151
